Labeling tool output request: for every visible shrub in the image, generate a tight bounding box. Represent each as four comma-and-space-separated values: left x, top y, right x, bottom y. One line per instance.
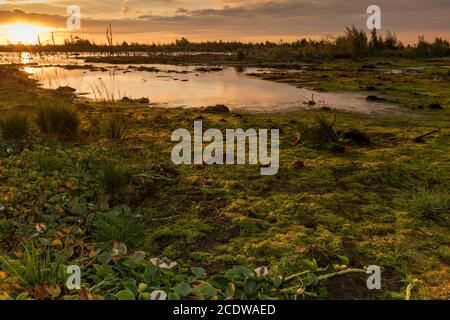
93, 205, 145, 248
102, 113, 127, 142
408, 188, 449, 222
35, 101, 79, 139
100, 160, 132, 194
0, 111, 29, 140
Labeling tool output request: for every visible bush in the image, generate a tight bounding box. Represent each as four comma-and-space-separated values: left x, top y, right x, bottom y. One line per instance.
93, 205, 145, 248
0, 111, 29, 140
35, 101, 79, 139
100, 160, 132, 194
102, 113, 127, 142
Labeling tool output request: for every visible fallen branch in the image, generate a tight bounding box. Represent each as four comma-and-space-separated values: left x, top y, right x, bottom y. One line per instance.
413, 130, 439, 143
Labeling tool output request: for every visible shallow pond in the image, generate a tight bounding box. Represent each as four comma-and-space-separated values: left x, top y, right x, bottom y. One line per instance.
23, 63, 403, 114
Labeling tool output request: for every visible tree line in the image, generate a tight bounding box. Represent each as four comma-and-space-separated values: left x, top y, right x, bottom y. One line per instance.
0, 27, 449, 60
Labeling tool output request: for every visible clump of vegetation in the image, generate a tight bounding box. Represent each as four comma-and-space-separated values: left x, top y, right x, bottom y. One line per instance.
93, 205, 145, 248
0, 242, 67, 288
408, 188, 449, 222
35, 100, 80, 139
0, 111, 29, 140
102, 113, 127, 142
35, 151, 61, 174
297, 114, 342, 151
99, 160, 133, 194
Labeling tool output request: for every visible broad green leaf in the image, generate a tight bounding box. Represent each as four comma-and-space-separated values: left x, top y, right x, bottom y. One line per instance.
199, 282, 217, 298
210, 276, 229, 291
225, 282, 235, 299
225, 266, 250, 280
174, 282, 191, 297
115, 289, 135, 300
191, 267, 206, 279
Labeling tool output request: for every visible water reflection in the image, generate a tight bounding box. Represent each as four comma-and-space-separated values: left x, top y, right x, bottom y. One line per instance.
26, 64, 400, 114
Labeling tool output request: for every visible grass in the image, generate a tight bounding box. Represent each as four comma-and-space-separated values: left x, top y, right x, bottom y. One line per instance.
99, 160, 133, 194
0, 111, 29, 140
93, 205, 145, 249
102, 112, 128, 142
35, 99, 80, 139
0, 242, 66, 288
408, 188, 450, 222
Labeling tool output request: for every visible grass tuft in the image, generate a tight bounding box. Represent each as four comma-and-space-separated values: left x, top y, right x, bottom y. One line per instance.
93, 206, 145, 248
99, 160, 133, 194
102, 113, 127, 142
408, 188, 449, 222
0, 111, 29, 140
35, 100, 80, 139
0, 242, 66, 287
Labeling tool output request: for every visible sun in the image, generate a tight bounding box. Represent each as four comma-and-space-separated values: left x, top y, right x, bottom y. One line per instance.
0, 23, 52, 45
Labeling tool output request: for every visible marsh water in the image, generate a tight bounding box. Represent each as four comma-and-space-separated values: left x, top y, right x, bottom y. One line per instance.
4, 52, 401, 114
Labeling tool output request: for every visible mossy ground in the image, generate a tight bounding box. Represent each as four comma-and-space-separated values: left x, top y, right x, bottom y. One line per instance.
0, 63, 449, 300
255, 58, 450, 110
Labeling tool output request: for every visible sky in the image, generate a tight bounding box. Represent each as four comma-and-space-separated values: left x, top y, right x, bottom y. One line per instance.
0, 0, 449, 45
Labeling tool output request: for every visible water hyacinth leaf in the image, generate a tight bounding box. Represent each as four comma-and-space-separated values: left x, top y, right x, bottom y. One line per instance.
199, 282, 217, 298
141, 292, 151, 300
115, 289, 135, 300
130, 251, 146, 261
98, 252, 112, 264
138, 283, 148, 293
245, 280, 257, 296
168, 293, 180, 300
16, 292, 29, 300
273, 275, 282, 288
191, 267, 206, 279
174, 282, 191, 297
225, 266, 250, 280
225, 282, 235, 299
210, 276, 229, 291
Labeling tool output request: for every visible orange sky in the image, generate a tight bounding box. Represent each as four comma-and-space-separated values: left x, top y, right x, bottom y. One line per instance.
0, 0, 449, 45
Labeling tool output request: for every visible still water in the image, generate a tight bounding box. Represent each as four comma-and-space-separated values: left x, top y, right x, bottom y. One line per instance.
5, 52, 399, 113
23, 64, 400, 114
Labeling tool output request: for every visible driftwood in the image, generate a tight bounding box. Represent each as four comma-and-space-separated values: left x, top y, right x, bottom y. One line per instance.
413, 130, 439, 143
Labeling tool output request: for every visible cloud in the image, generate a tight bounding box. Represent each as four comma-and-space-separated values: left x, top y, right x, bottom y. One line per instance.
0, 0, 449, 43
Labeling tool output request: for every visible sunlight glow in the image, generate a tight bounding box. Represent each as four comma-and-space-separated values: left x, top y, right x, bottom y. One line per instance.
0, 23, 52, 45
